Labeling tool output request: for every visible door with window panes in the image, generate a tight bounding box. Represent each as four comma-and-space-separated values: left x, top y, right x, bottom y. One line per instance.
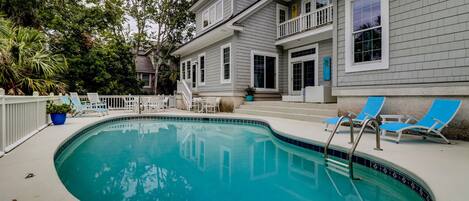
289, 45, 317, 95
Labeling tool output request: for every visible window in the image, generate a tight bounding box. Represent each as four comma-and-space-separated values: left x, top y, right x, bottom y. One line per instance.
181, 62, 186, 79
202, 0, 223, 29
199, 53, 206, 85
252, 51, 278, 90
316, 0, 330, 9
291, 48, 316, 58
139, 73, 151, 88
345, 0, 388, 72
186, 60, 191, 79
220, 43, 231, 83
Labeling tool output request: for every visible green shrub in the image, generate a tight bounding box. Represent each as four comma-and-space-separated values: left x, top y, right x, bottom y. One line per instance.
47, 103, 72, 114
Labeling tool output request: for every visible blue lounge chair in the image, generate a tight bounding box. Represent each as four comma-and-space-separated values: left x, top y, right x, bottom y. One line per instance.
70, 92, 107, 116
380, 99, 462, 144
323, 96, 386, 130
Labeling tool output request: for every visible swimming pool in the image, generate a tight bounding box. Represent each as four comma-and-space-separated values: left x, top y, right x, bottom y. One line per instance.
55, 116, 430, 201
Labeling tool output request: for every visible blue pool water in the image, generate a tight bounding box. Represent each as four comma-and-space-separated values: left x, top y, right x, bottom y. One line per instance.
55, 118, 424, 201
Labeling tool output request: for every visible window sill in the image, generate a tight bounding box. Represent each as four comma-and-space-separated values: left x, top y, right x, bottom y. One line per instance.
345, 60, 389, 73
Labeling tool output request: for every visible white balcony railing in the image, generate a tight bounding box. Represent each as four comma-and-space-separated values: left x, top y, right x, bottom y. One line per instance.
277, 5, 333, 39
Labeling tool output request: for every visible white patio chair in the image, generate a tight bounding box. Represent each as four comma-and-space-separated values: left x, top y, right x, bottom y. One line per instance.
87, 93, 108, 114
204, 97, 218, 113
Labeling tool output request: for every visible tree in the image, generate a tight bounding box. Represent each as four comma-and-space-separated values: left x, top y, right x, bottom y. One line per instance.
36, 0, 143, 94
126, 0, 153, 52
147, 0, 195, 94
0, 16, 67, 95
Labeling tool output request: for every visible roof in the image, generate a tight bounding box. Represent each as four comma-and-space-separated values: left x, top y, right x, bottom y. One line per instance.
172, 0, 265, 56
135, 55, 155, 73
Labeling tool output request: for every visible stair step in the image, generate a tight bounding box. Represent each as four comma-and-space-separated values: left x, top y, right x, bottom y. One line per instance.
326, 158, 349, 168
245, 101, 337, 110
238, 105, 337, 116
235, 108, 329, 122
326, 165, 350, 177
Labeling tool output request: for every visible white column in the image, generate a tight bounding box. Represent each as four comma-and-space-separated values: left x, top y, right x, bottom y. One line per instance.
1, 88, 5, 154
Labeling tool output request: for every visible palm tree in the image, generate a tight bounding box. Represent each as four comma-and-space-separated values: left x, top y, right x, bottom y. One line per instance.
0, 16, 67, 95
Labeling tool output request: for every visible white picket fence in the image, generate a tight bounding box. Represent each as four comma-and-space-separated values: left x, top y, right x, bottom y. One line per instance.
0, 89, 58, 156
77, 95, 176, 110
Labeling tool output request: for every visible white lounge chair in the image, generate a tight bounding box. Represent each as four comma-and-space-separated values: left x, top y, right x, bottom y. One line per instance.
204, 97, 219, 113
87, 93, 108, 114
70, 92, 107, 116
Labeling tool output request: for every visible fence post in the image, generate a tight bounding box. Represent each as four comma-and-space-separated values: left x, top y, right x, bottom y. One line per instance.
1, 88, 5, 154
33, 92, 39, 129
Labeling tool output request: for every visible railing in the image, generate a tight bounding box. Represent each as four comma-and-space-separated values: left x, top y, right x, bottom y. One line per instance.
77, 95, 177, 110
277, 4, 333, 39
0, 89, 58, 156
177, 80, 192, 110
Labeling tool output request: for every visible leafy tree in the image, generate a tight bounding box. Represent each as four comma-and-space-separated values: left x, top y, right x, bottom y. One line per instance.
147, 0, 195, 93
37, 0, 143, 94
126, 0, 153, 51
0, 16, 67, 95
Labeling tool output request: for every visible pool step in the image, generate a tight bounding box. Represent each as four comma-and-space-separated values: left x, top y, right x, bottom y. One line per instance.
235, 101, 337, 122
326, 158, 350, 177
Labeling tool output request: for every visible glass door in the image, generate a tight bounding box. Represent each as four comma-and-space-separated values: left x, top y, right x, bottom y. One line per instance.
291, 60, 316, 94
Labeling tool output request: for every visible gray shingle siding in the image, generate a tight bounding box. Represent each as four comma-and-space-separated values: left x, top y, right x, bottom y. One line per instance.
234, 2, 282, 92
318, 39, 333, 87
235, 0, 259, 15
336, 0, 469, 87
180, 37, 235, 93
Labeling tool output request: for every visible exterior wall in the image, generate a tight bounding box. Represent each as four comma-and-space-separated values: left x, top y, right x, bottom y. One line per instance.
180, 37, 235, 94
336, 0, 469, 88
235, 0, 259, 15
334, 0, 469, 139
195, 0, 233, 36
234, 2, 284, 92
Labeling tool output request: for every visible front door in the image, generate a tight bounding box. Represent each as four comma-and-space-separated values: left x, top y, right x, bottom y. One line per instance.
192, 63, 197, 88
292, 60, 315, 94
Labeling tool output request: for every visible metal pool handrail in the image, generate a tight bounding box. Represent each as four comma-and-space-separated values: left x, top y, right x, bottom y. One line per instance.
323, 115, 354, 160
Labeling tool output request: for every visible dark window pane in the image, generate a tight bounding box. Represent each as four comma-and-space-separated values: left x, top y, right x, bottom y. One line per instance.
303, 61, 315, 87
224, 64, 230, 79
354, 53, 362, 63
305, 2, 311, 13
291, 48, 316, 58
266, 56, 275, 89
223, 47, 230, 80
353, 0, 381, 32
354, 28, 382, 63
279, 10, 286, 23
293, 63, 302, 91
254, 55, 264, 88
372, 50, 381, 60
187, 61, 191, 79
363, 51, 371, 61
200, 56, 205, 83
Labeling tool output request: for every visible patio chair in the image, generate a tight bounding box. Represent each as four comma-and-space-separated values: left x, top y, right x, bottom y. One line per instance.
123, 95, 138, 112
87, 93, 108, 113
323, 96, 386, 131
204, 97, 218, 113
59, 94, 71, 105
69, 92, 107, 116
380, 99, 462, 144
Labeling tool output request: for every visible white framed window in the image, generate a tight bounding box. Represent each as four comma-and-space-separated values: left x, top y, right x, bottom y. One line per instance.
138, 73, 151, 88
181, 62, 186, 80
251, 50, 278, 91
220, 43, 231, 83
202, 0, 223, 29
186, 60, 191, 79
345, 0, 389, 73
198, 53, 206, 85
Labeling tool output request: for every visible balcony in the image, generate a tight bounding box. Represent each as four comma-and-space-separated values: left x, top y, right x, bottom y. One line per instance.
277, 5, 333, 39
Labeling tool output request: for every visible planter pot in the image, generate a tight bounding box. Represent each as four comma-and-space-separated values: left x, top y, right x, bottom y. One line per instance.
245, 95, 254, 102
50, 113, 67, 125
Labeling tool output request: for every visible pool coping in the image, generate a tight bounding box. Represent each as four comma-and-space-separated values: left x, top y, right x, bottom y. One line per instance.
53, 114, 435, 201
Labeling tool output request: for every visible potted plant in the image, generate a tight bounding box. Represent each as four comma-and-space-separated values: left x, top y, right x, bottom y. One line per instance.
244, 86, 256, 102
47, 103, 72, 125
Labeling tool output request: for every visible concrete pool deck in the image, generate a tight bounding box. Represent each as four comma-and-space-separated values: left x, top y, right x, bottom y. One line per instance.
0, 111, 468, 201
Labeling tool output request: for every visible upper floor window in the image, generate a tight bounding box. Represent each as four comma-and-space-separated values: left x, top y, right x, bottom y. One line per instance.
345, 0, 388, 72
202, 0, 223, 29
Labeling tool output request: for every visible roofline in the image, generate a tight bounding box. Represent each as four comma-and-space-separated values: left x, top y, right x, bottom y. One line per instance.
172, 0, 265, 56
189, 0, 209, 12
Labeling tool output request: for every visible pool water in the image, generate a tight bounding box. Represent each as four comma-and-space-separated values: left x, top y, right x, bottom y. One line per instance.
55, 119, 423, 201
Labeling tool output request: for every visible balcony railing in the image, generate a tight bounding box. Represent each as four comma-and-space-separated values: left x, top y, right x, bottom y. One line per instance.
277, 4, 333, 39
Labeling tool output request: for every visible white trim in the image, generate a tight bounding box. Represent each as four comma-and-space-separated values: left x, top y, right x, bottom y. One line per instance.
202, 0, 224, 30
138, 73, 152, 88
250, 50, 279, 92
345, 0, 389, 73
191, 58, 198, 89
182, 59, 191, 80
276, 4, 289, 24
287, 44, 319, 95
231, 0, 234, 15
198, 53, 206, 86
220, 43, 232, 84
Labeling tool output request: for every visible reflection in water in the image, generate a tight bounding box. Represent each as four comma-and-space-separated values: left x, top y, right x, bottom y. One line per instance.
55, 119, 422, 201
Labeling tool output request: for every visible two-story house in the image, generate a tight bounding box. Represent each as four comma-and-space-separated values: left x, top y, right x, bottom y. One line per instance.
173, 0, 469, 138
172, 0, 335, 110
